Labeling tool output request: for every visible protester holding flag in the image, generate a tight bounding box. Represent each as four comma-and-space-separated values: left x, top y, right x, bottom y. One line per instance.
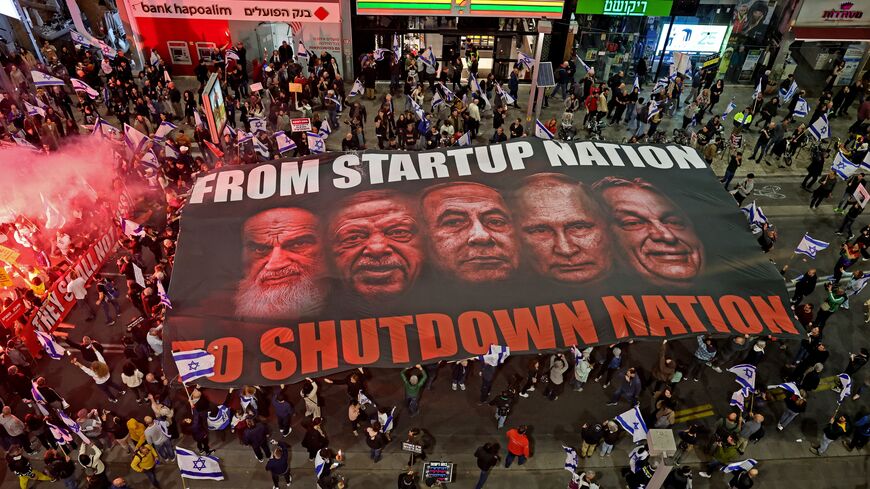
811, 414, 852, 455
809, 171, 837, 209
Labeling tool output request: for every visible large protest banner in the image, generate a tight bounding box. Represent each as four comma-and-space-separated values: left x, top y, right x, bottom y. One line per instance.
165, 138, 801, 386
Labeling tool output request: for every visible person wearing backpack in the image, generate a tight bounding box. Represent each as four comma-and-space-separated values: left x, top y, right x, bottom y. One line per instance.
130, 444, 160, 487
95, 274, 122, 326
489, 388, 517, 429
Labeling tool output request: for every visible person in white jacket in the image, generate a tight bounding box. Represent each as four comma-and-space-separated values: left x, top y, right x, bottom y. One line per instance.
71, 348, 125, 402
301, 378, 321, 418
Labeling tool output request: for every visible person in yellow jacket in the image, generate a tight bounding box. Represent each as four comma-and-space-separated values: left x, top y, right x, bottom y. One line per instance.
127, 418, 146, 447
733, 107, 753, 130
130, 444, 161, 488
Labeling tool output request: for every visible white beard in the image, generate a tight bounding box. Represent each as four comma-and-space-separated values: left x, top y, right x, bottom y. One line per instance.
235, 272, 326, 321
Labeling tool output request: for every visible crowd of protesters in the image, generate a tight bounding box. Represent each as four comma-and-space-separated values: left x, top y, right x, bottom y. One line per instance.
0, 30, 869, 489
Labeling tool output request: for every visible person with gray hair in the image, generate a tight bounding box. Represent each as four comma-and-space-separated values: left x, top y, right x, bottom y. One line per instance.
402, 364, 428, 417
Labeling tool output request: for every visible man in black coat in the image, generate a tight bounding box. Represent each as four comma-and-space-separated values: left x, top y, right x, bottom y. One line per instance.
791, 269, 817, 306
473, 442, 500, 489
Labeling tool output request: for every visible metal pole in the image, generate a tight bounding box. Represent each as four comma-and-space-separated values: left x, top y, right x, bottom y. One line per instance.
13, 0, 44, 64
526, 29, 546, 123
654, 16, 674, 81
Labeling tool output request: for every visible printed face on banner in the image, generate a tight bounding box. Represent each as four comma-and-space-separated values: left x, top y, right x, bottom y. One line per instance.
167, 139, 800, 386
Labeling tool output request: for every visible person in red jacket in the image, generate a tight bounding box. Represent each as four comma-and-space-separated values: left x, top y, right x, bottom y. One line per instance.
504, 425, 531, 467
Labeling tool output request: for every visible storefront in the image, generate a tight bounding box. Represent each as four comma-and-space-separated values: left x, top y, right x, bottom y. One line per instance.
118, 0, 346, 76
787, 0, 870, 89
349, 0, 567, 81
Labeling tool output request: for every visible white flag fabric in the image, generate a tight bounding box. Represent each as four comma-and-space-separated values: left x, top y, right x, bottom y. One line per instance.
794, 233, 829, 259
157, 281, 173, 310
469, 73, 490, 108
31, 381, 49, 416
358, 390, 376, 408
727, 364, 757, 391
809, 114, 830, 141
495, 84, 515, 105
119, 217, 146, 237
628, 445, 649, 473
832, 151, 860, 180
70, 30, 93, 47
575, 54, 592, 74
140, 150, 160, 170
237, 129, 253, 144
420, 47, 436, 68
562, 445, 578, 472
432, 91, 444, 111
314, 451, 328, 477
767, 382, 802, 398
58, 410, 92, 445
149, 50, 161, 66
253, 137, 270, 158
35, 331, 65, 360
517, 51, 534, 70
753, 80, 762, 99
535, 119, 554, 140
633, 76, 640, 90
740, 201, 768, 227
177, 447, 224, 480
616, 405, 648, 442
307, 132, 326, 154
793, 97, 809, 118
164, 70, 172, 83
132, 263, 146, 288
349, 79, 364, 97
274, 131, 297, 154
647, 101, 662, 121
123, 123, 149, 152
249, 117, 268, 134
838, 373, 852, 404
193, 110, 204, 129
721, 101, 737, 120
46, 421, 73, 444
154, 121, 177, 141
31, 70, 65, 87
24, 101, 45, 117
456, 131, 472, 147
730, 386, 751, 412
378, 406, 397, 433
70, 78, 100, 99
779, 80, 798, 102
319, 119, 332, 137
480, 345, 510, 366
724, 459, 757, 473
297, 41, 310, 59
172, 349, 216, 383
39, 192, 65, 230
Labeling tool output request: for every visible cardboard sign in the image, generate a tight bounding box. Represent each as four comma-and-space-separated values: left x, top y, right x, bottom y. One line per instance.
0, 244, 20, 264
290, 118, 312, 132
854, 183, 870, 208
289, 82, 303, 93
0, 268, 13, 287
402, 442, 422, 454
249, 82, 264, 92
423, 462, 454, 483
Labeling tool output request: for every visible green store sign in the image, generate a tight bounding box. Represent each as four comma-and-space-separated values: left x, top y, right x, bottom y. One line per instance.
576, 0, 674, 16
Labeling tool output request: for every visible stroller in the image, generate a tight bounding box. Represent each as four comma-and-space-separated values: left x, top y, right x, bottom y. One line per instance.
585, 115, 607, 141
558, 111, 578, 140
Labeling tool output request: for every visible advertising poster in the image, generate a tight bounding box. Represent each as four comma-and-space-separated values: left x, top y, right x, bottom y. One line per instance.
165, 139, 801, 386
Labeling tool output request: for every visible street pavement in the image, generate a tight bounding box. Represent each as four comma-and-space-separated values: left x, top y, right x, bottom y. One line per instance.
3, 79, 869, 488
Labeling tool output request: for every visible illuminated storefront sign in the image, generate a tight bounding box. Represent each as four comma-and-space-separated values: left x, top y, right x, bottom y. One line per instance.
356, 0, 565, 19
575, 0, 674, 17
657, 24, 728, 53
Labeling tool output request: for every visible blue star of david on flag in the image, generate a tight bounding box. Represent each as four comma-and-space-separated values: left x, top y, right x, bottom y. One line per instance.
177, 447, 224, 480
172, 349, 215, 383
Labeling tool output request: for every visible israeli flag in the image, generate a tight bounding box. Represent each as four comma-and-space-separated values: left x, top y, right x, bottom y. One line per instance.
753, 80, 762, 99
207, 405, 231, 431
721, 100, 737, 120
417, 117, 431, 134
149, 50, 161, 66
12, 135, 39, 151
164, 70, 172, 83
177, 447, 224, 480
172, 349, 216, 383
740, 201, 768, 227
832, 151, 860, 180
119, 217, 146, 237
249, 117, 268, 134
374, 48, 390, 62
31, 381, 49, 416
24, 101, 45, 117
319, 119, 332, 137
157, 281, 173, 310
253, 137, 271, 158
469, 73, 490, 108
409, 96, 425, 120
31, 70, 65, 87
124, 123, 150, 152
154, 121, 177, 141
780, 80, 798, 103
297, 41, 311, 59
358, 390, 376, 408
35, 331, 66, 360
794, 97, 809, 118
647, 101, 662, 122
730, 386, 752, 412
562, 445, 578, 472
431, 91, 444, 111
237, 129, 253, 144
98, 40, 116, 59
225, 49, 239, 63
724, 459, 758, 473
349, 79, 364, 97
437, 82, 456, 102
456, 131, 472, 147
496, 85, 515, 105
314, 451, 328, 477
727, 364, 757, 392
58, 410, 92, 445
633, 76, 640, 91
838, 373, 852, 404
420, 47, 436, 68
46, 421, 73, 444
223, 124, 235, 139
628, 445, 649, 473
307, 131, 326, 154
71, 78, 99, 99
325, 95, 344, 113
479, 345, 510, 366
575, 54, 592, 74
652, 77, 669, 93
393, 34, 401, 61
378, 406, 396, 433
535, 119, 554, 140
809, 114, 830, 141
274, 131, 296, 154
616, 405, 648, 442
140, 151, 160, 169
794, 233, 830, 259
767, 382, 802, 398
517, 51, 534, 70
70, 30, 93, 47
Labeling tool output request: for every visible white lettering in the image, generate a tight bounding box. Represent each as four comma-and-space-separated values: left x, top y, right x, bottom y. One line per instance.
280, 160, 320, 195
190, 173, 217, 204
332, 154, 362, 189
247, 165, 277, 199
213, 170, 246, 202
